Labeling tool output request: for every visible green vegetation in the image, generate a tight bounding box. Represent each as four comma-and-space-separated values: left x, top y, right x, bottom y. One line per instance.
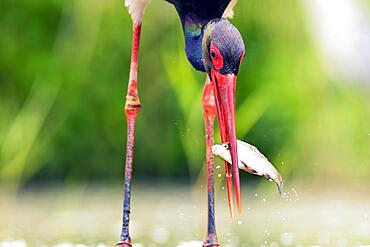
0, 0, 369, 190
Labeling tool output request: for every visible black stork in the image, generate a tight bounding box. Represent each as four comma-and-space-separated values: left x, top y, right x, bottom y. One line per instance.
117, 0, 245, 246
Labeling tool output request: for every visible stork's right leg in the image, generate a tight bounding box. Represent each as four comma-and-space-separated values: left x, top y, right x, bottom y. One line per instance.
117, 22, 142, 247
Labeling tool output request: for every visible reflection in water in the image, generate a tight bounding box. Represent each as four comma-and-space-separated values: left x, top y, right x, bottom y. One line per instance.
0, 185, 369, 246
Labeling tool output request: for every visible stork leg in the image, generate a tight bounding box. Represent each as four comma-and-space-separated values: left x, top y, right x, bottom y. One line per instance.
202, 77, 220, 247
117, 22, 142, 247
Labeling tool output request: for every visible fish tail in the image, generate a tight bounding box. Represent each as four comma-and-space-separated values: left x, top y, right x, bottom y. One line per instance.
275, 173, 284, 197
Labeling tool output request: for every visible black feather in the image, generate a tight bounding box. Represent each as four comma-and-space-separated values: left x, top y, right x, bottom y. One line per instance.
165, 0, 231, 24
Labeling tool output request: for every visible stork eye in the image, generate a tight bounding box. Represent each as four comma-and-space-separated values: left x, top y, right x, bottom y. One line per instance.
210, 50, 217, 59
209, 43, 223, 70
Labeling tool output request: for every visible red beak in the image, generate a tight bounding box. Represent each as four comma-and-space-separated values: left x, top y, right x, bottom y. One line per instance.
210, 69, 241, 217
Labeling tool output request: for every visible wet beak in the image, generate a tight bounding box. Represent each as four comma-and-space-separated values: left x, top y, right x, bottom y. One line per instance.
210, 69, 241, 216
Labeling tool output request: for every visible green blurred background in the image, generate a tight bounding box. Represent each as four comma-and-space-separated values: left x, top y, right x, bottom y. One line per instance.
0, 0, 369, 246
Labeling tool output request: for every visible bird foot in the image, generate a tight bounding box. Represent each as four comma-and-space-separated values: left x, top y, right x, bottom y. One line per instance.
116, 240, 132, 247
203, 235, 220, 247
203, 242, 220, 247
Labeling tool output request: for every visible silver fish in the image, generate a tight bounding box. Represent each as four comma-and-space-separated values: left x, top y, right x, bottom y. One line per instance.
212, 140, 284, 195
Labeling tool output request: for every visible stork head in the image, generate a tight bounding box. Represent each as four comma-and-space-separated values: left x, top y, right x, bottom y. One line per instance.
202, 18, 245, 215
203, 19, 245, 76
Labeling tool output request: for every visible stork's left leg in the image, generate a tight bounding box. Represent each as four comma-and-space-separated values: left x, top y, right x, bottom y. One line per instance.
117, 22, 142, 247
202, 77, 220, 247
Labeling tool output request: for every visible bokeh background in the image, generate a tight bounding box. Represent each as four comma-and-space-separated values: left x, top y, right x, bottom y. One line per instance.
0, 0, 369, 246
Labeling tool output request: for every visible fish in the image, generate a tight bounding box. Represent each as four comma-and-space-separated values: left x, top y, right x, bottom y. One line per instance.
212, 140, 284, 195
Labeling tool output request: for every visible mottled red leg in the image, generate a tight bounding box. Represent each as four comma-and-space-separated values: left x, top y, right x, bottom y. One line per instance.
117, 22, 142, 247
202, 77, 220, 247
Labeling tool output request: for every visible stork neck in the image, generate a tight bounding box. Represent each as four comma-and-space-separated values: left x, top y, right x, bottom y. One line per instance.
184, 22, 206, 72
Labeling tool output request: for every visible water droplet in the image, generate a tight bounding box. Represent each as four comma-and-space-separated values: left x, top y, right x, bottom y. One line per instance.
255, 193, 258, 197
218, 174, 221, 178
262, 198, 266, 202
280, 232, 294, 245
151, 226, 170, 244
222, 186, 225, 190
237, 220, 242, 225
216, 165, 221, 169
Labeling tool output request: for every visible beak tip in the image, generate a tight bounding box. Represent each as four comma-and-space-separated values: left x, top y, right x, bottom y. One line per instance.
236, 183, 242, 216
226, 172, 234, 219
237, 202, 242, 215
233, 166, 242, 216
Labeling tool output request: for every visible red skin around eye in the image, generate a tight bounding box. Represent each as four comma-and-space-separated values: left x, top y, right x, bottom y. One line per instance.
210, 43, 223, 70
